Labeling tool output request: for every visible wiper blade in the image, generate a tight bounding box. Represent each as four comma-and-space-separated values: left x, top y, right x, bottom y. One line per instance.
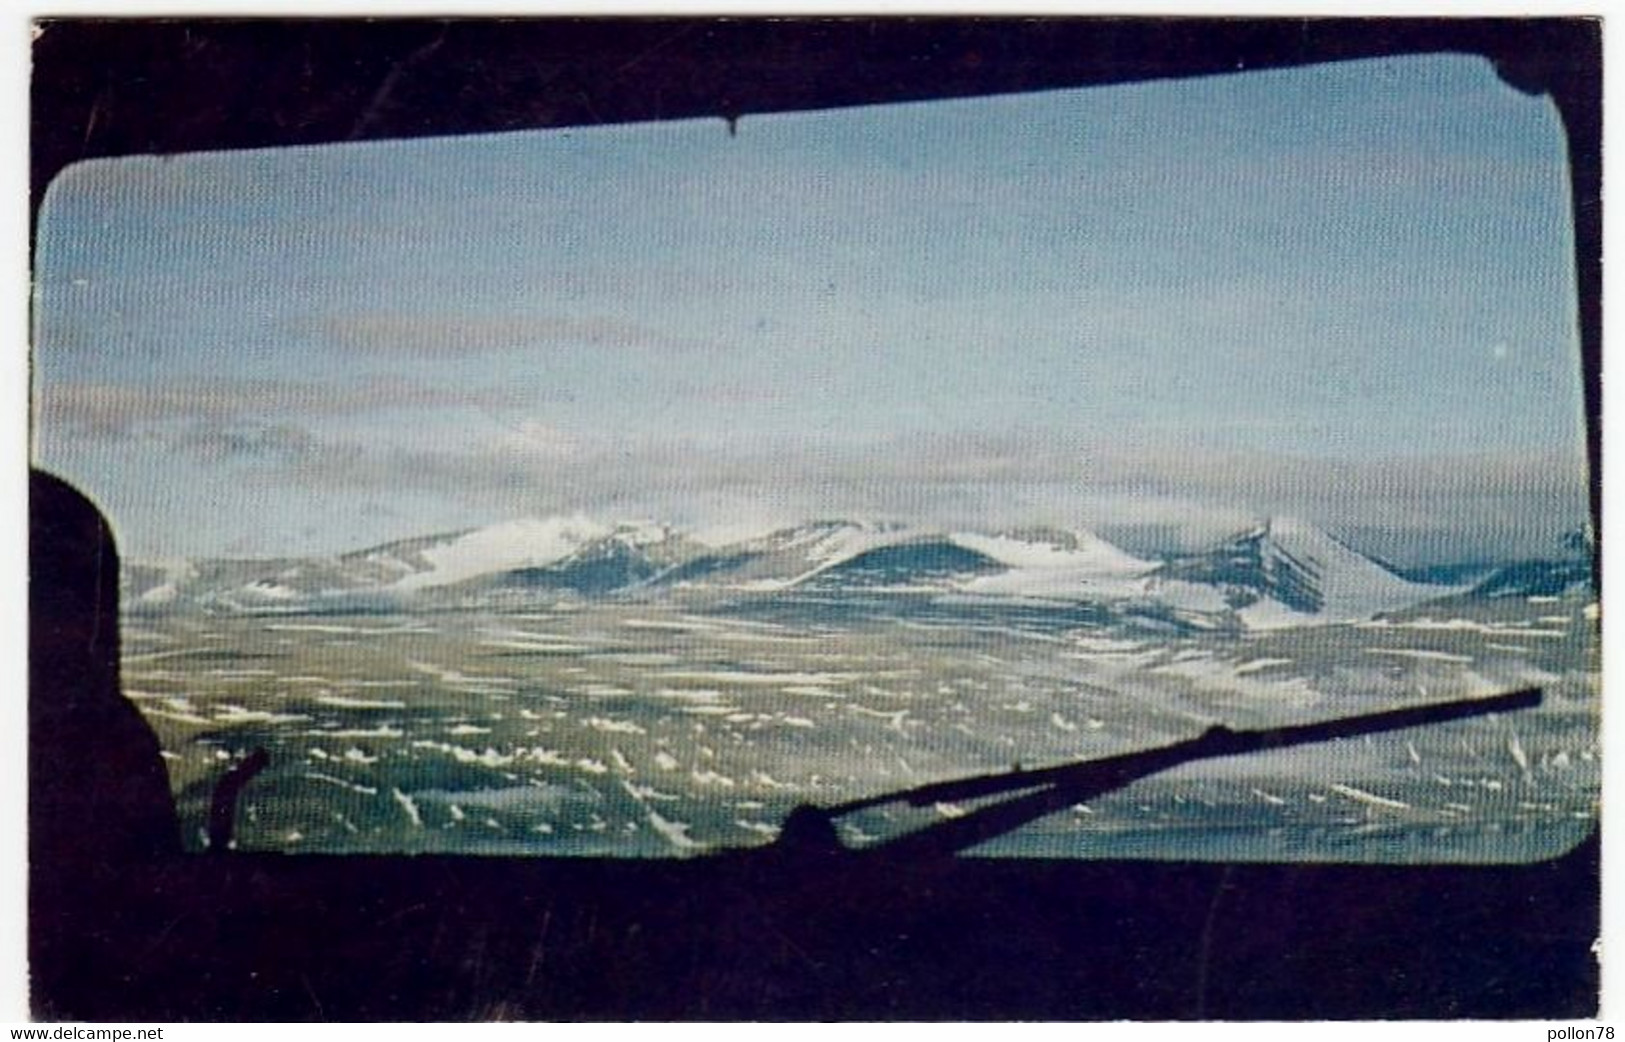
776, 687, 1541, 860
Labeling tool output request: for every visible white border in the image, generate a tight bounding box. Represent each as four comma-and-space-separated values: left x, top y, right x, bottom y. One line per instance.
5, 3, 1612, 1033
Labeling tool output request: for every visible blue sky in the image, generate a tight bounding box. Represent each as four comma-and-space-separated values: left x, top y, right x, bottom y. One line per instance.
32, 53, 1587, 562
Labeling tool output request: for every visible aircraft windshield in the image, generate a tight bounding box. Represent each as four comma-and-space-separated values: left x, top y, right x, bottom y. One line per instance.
32, 53, 1596, 862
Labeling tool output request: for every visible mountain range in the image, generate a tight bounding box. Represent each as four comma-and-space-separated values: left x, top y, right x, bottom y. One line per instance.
122, 515, 1593, 630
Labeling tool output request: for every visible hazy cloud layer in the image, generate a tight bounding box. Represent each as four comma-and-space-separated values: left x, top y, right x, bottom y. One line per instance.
117, 423, 1582, 562
308, 312, 721, 356
39, 378, 524, 438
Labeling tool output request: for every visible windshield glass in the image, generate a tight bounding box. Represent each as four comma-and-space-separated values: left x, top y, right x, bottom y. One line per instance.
32, 53, 1596, 862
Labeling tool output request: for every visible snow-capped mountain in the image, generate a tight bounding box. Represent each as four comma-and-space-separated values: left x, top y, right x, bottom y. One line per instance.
1470, 557, 1593, 599
652, 520, 916, 591
409, 520, 701, 598
796, 536, 1005, 591
953, 527, 1158, 600
122, 513, 1488, 629
1148, 516, 1449, 628
1401, 528, 1593, 602
124, 551, 407, 615
122, 517, 671, 612
655, 522, 1152, 596
385, 516, 614, 592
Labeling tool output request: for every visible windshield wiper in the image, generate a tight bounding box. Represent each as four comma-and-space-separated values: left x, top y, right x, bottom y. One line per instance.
772, 687, 1542, 860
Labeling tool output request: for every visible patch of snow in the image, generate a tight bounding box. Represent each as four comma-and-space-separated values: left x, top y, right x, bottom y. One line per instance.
1329, 783, 1410, 811
1234, 657, 1293, 674
952, 530, 1155, 601
311, 724, 404, 739
645, 809, 700, 851
315, 694, 407, 709
391, 787, 423, 827
478, 640, 596, 654
239, 581, 299, 601
267, 622, 363, 634
1235, 598, 1317, 631
952, 529, 1153, 574
143, 707, 213, 725
139, 583, 178, 605
773, 522, 920, 587
306, 772, 379, 796
622, 780, 680, 802
212, 705, 308, 724
658, 669, 856, 686
1508, 731, 1530, 773
1365, 648, 1475, 664
1145, 579, 1235, 614
407, 660, 519, 688
395, 515, 611, 591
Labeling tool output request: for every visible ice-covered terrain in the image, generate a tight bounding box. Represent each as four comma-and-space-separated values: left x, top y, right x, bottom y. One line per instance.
390, 516, 615, 591
123, 514, 1558, 633
120, 516, 1598, 863
1148, 517, 1454, 628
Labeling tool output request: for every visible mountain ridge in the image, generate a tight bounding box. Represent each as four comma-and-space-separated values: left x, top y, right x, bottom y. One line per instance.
122, 513, 1585, 629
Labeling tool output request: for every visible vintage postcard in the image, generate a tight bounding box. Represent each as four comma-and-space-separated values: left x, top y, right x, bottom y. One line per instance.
26, 18, 1601, 1021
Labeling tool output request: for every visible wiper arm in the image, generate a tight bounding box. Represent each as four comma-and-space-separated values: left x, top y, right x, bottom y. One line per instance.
775, 687, 1541, 861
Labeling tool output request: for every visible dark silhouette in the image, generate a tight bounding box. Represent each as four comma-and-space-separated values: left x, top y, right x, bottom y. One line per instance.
30, 470, 182, 1017
208, 747, 271, 853
29, 470, 181, 865
806, 688, 1546, 861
